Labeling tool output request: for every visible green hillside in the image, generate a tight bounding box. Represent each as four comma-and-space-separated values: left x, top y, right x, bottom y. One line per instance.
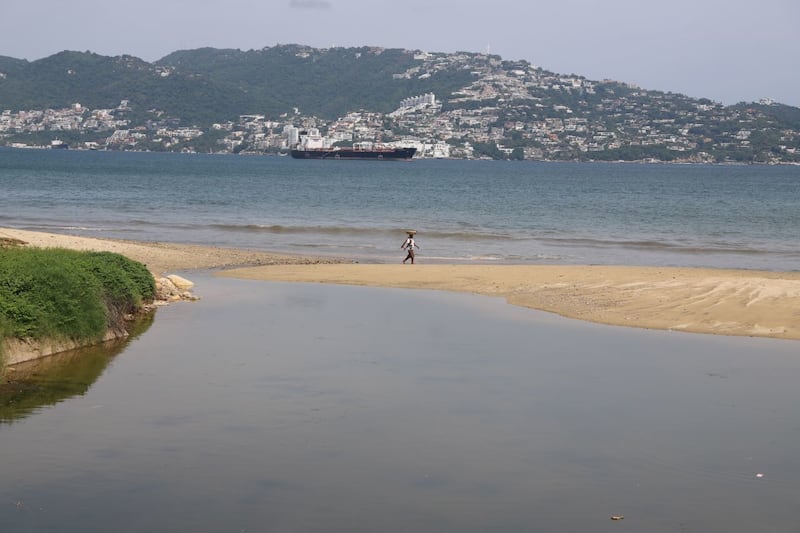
157, 45, 475, 119
0, 51, 245, 124
0, 46, 474, 124
1, 45, 798, 162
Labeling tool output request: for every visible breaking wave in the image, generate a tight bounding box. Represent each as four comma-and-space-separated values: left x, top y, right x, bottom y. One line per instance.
210, 223, 519, 241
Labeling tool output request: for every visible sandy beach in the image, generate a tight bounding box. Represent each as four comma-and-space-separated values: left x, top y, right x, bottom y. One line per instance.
0, 227, 341, 276
3, 226, 799, 341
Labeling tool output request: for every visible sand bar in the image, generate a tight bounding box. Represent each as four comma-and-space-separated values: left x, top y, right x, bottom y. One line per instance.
3, 227, 799, 341
220, 263, 800, 341
0, 227, 340, 276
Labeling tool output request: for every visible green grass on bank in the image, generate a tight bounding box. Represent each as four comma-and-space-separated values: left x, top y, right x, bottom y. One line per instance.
0, 248, 155, 360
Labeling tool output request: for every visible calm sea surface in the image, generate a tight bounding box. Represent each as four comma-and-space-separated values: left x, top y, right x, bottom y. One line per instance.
1, 147, 798, 270
2, 278, 800, 532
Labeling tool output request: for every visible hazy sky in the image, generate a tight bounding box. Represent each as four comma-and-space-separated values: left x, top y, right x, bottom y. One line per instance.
1, 0, 798, 107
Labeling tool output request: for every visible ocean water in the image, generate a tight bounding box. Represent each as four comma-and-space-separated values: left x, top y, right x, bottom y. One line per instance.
1, 147, 799, 270
3, 148, 800, 531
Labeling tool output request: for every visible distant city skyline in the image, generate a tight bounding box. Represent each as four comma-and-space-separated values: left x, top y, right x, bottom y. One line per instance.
1, 0, 798, 108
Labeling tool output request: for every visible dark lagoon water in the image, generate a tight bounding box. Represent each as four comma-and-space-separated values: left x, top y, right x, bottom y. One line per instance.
2, 277, 800, 532
1, 148, 799, 270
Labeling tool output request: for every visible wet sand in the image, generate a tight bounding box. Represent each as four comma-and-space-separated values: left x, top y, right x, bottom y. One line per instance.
3, 227, 799, 341
220, 263, 800, 340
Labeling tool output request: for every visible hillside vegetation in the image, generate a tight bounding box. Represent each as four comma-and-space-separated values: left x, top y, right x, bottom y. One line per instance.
0, 248, 155, 362
1, 45, 799, 162
0, 46, 473, 123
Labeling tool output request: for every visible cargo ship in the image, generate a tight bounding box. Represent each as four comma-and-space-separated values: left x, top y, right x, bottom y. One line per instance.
290, 141, 416, 161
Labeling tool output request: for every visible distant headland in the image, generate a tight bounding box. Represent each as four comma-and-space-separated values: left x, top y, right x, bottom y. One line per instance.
1, 45, 798, 163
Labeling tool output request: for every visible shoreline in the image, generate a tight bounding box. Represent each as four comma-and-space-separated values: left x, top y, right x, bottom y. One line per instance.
219, 263, 800, 341
2, 227, 799, 341
5, 144, 800, 167
0, 227, 344, 277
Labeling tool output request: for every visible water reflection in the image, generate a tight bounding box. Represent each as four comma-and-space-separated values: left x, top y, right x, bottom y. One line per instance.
0, 313, 153, 423
1, 279, 799, 532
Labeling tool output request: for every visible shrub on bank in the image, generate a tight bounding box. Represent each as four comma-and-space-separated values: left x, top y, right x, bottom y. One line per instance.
0, 248, 155, 351
76, 251, 156, 315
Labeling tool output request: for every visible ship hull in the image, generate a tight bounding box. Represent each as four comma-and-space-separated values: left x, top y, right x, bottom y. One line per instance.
290, 147, 416, 160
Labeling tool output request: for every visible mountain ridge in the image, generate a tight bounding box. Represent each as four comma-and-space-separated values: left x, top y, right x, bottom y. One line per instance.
1, 45, 798, 162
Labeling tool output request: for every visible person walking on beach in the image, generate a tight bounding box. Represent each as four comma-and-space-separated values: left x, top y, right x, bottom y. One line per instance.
402, 232, 419, 264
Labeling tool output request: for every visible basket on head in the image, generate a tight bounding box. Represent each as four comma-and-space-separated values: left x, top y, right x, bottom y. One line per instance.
405, 230, 417, 236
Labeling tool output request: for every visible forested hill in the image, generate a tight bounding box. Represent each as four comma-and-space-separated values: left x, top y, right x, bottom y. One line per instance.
156, 46, 475, 119
1, 45, 799, 162
0, 46, 475, 122
3, 44, 795, 124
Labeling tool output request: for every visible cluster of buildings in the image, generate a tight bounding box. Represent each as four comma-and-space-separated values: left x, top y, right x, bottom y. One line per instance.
1, 49, 798, 163
1, 102, 128, 146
